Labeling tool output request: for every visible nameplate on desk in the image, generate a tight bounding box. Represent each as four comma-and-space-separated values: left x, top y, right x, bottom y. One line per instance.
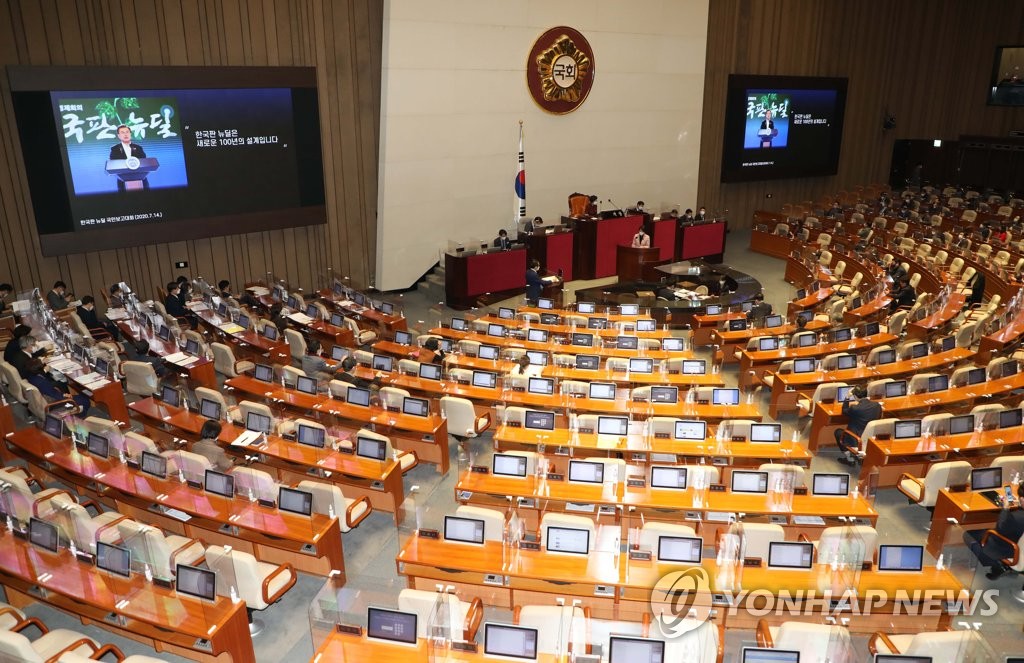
186, 480, 202, 489
712, 457, 727, 466
451, 642, 478, 653
417, 528, 440, 539
257, 498, 276, 509
627, 478, 646, 488
793, 487, 808, 496
948, 483, 968, 492
386, 406, 400, 413
153, 577, 173, 588
769, 515, 788, 525
546, 473, 564, 481
126, 459, 140, 469
594, 585, 614, 597
632, 397, 647, 403
512, 386, 525, 392
875, 432, 891, 440
629, 549, 652, 561
471, 465, 489, 474
74, 550, 95, 563
506, 421, 521, 428
336, 624, 363, 636
684, 511, 699, 520
654, 432, 670, 439
709, 483, 726, 492
565, 502, 595, 513
744, 557, 762, 567
698, 399, 709, 405
336, 446, 354, 454
517, 497, 535, 508
579, 427, 594, 434
554, 446, 569, 455
457, 379, 470, 385
731, 436, 746, 442
519, 541, 541, 551
862, 561, 873, 571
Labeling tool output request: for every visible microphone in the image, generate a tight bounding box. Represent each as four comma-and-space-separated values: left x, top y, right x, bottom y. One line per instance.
608, 198, 625, 213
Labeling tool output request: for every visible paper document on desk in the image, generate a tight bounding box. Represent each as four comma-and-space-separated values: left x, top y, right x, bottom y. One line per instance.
48, 359, 80, 373
541, 276, 559, 283
248, 286, 270, 297
162, 507, 192, 522
81, 377, 111, 389
164, 352, 199, 366
188, 302, 210, 312
105, 308, 130, 320
230, 430, 263, 447
218, 323, 245, 334
288, 312, 314, 325
792, 515, 826, 526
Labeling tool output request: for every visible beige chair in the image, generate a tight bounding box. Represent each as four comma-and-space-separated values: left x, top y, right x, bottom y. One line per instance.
758, 463, 807, 488
808, 525, 879, 565
49, 498, 127, 555
730, 523, 785, 560
204, 544, 296, 636
343, 317, 377, 346
230, 466, 280, 503
238, 400, 276, 433
513, 604, 589, 656
116, 520, 205, 581
296, 480, 371, 532
501, 406, 529, 426
397, 588, 484, 642
454, 505, 507, 542
210, 342, 255, 378
23, 383, 79, 423
0, 361, 30, 406
458, 339, 481, 356
123, 431, 160, 458
0, 601, 27, 632
281, 365, 305, 387
165, 449, 214, 485
990, 456, 1024, 481
284, 328, 307, 362
0, 467, 70, 525
194, 386, 239, 422
636, 521, 699, 552
397, 358, 421, 376
897, 461, 972, 508
182, 329, 208, 356
440, 396, 491, 441
0, 627, 122, 663
351, 349, 373, 365
907, 372, 941, 394
379, 386, 410, 410
540, 513, 596, 552
356, 428, 417, 473
122, 360, 160, 397
757, 620, 852, 663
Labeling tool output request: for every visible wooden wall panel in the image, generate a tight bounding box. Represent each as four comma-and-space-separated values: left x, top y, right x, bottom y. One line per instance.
699, 0, 1024, 230
0, 0, 382, 309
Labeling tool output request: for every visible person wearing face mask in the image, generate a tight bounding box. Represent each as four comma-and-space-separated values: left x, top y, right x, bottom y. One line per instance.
694, 207, 707, 221
631, 224, 651, 248
77, 295, 121, 340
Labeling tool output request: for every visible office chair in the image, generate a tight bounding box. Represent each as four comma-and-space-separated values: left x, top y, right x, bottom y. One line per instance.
897, 461, 972, 508
397, 588, 484, 642
756, 620, 853, 663
204, 545, 296, 636
210, 342, 255, 378
121, 361, 160, 397
296, 480, 371, 532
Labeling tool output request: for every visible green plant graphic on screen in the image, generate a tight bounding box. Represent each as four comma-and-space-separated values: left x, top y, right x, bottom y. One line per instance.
93, 97, 141, 126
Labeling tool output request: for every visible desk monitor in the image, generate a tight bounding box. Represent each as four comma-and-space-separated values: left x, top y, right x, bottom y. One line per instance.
674, 420, 706, 440
742, 301, 754, 313
812, 473, 850, 496
498, 307, 516, 320
246, 411, 272, 435
540, 313, 560, 325
204, 469, 235, 498
877, 545, 924, 571
617, 335, 639, 350
836, 354, 857, 370
609, 636, 665, 663
875, 657, 932, 663
651, 386, 678, 404
352, 292, 367, 307
971, 466, 1002, 491
199, 398, 222, 421
546, 526, 590, 555
183, 339, 200, 356
157, 325, 172, 342
729, 318, 748, 331
589, 382, 617, 400
176, 564, 218, 603
571, 332, 594, 347
742, 647, 800, 663
297, 423, 326, 449
1003, 360, 1020, 378
329, 313, 345, 328
767, 541, 814, 569
236, 314, 251, 331
651, 466, 687, 489
911, 343, 929, 359
86, 432, 109, 459
999, 408, 1023, 429
285, 294, 300, 309
629, 358, 654, 374
486, 323, 507, 338
356, 435, 386, 461
619, 303, 640, 316
394, 330, 413, 346
764, 314, 784, 328
796, 333, 817, 347
371, 354, 394, 372
576, 354, 600, 370
792, 358, 816, 374
217, 302, 229, 317
759, 337, 780, 351
731, 470, 769, 493
836, 385, 852, 402
588, 317, 609, 330
418, 363, 442, 381
712, 388, 740, 405
598, 416, 629, 436
949, 414, 974, 435
527, 328, 549, 343
42, 414, 64, 439
568, 460, 604, 484
750, 423, 782, 443
577, 301, 596, 314
478, 344, 499, 360
301, 304, 319, 320
159, 385, 181, 407
472, 371, 498, 389
483, 623, 538, 661
637, 319, 656, 332
831, 328, 852, 343
662, 337, 684, 351
140, 451, 167, 479
926, 375, 949, 392
96, 541, 131, 577
526, 350, 548, 366
253, 363, 275, 382
296, 375, 318, 395
894, 419, 922, 439
537, 298, 554, 310
402, 397, 430, 417
884, 380, 908, 398
966, 367, 987, 385
493, 453, 528, 478
682, 360, 706, 375
451, 317, 468, 331
380, 301, 395, 315
527, 377, 554, 395
862, 321, 880, 337
444, 515, 485, 544
796, 310, 814, 325
439, 338, 454, 355
705, 305, 722, 315
94, 357, 111, 377
939, 335, 955, 352
331, 345, 348, 362
524, 410, 555, 431
850, 296, 863, 310
795, 288, 807, 300
346, 386, 371, 407
29, 517, 59, 553
657, 536, 703, 565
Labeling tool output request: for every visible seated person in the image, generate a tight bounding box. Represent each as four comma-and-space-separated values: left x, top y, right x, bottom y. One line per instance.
835, 386, 881, 465
523, 216, 543, 234
507, 354, 542, 378
0, 283, 12, 315
889, 277, 915, 312
629, 200, 646, 215
418, 337, 446, 365
218, 280, 233, 301
586, 195, 598, 216
746, 293, 772, 324
12, 336, 90, 412
76, 295, 121, 341
334, 356, 382, 391
964, 271, 986, 308
964, 483, 1024, 579
3, 325, 42, 364
46, 280, 72, 311
193, 420, 234, 471
301, 338, 335, 382
108, 283, 126, 309
493, 229, 513, 250
123, 339, 168, 378
164, 282, 187, 318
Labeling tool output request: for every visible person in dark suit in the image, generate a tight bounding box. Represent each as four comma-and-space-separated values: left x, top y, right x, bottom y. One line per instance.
964, 483, 1024, 579
0, 283, 12, 315
217, 280, 233, 301
4, 326, 40, 365
965, 270, 986, 308
694, 207, 707, 222
746, 293, 772, 324
493, 229, 513, 250
758, 110, 777, 147
76, 295, 120, 340
46, 281, 72, 311
523, 216, 543, 234
165, 282, 187, 318
334, 356, 381, 391
525, 259, 544, 304
108, 283, 126, 309
109, 125, 149, 191
889, 277, 916, 312
835, 385, 882, 464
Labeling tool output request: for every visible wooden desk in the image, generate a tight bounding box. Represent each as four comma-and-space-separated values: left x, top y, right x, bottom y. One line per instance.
129, 398, 408, 524
318, 289, 408, 335
58, 358, 132, 424
737, 332, 898, 390
445, 248, 527, 310
6, 427, 345, 578
116, 320, 217, 389
191, 307, 290, 365
573, 214, 644, 280
474, 314, 678, 341
927, 488, 1001, 557
0, 529, 255, 663
616, 245, 661, 282
525, 228, 575, 281
428, 327, 678, 361
692, 311, 745, 346
906, 292, 966, 339
979, 307, 1024, 364
712, 319, 829, 366
311, 628, 563, 662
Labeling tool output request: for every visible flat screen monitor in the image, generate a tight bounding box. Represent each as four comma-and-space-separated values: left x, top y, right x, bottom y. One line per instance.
651, 466, 687, 489
439, 337, 454, 354
394, 330, 412, 345
836, 354, 857, 370
96, 541, 131, 577
537, 298, 554, 310
731, 470, 769, 493
589, 382, 617, 400
588, 317, 608, 330
29, 517, 59, 553
545, 526, 589, 555
835, 386, 851, 403
346, 386, 370, 407
764, 314, 783, 328
525, 350, 548, 366
571, 332, 594, 347
662, 337, 683, 351
874, 656, 933, 663
629, 358, 654, 374
498, 307, 515, 320
674, 420, 706, 440
657, 536, 703, 564
971, 466, 1002, 491
487, 323, 505, 337
966, 367, 987, 385
796, 333, 817, 347
712, 388, 740, 405
1000, 408, 1023, 429
922, 374, 949, 393
759, 337, 779, 351
705, 305, 722, 315
650, 386, 678, 404
331, 345, 348, 361
577, 302, 595, 314
877, 545, 924, 571
253, 363, 274, 382
812, 473, 850, 496
527, 328, 549, 343
296, 423, 325, 449
767, 541, 814, 569
86, 432, 109, 458
204, 469, 235, 498
285, 295, 299, 310
608, 636, 665, 663
527, 377, 554, 395
575, 354, 599, 370
568, 460, 604, 484
492, 453, 528, 478
524, 410, 555, 431
682, 360, 706, 375
884, 381, 908, 398
478, 344, 499, 360
949, 414, 974, 435
443, 515, 485, 544
616, 335, 638, 350
894, 419, 922, 439
329, 313, 344, 328
795, 288, 807, 300
140, 450, 167, 479
236, 314, 251, 331
792, 358, 816, 373
402, 397, 429, 417
742, 302, 754, 312
876, 349, 896, 365
296, 375, 318, 395
911, 343, 929, 359
483, 623, 538, 661
356, 435, 386, 461
729, 318, 748, 331
184, 339, 200, 356
540, 313, 560, 325
418, 363, 442, 381
380, 301, 394, 315
366, 608, 417, 645
472, 371, 498, 389
157, 325, 171, 342
742, 647, 800, 663
863, 321, 880, 336
1003, 360, 1019, 377
597, 416, 629, 436
636, 319, 656, 332
796, 310, 814, 325
200, 398, 222, 420
371, 354, 393, 372
159, 384, 180, 406
619, 303, 639, 316
831, 328, 852, 343
750, 423, 782, 442
451, 317, 468, 331
43, 414, 64, 438
940, 335, 955, 352
245, 411, 272, 434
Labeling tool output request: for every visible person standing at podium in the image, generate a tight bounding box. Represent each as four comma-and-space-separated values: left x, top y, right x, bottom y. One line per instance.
525, 259, 544, 305
631, 225, 651, 248
109, 125, 149, 191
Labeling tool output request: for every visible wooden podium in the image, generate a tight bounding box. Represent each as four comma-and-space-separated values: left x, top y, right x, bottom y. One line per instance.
616, 244, 661, 281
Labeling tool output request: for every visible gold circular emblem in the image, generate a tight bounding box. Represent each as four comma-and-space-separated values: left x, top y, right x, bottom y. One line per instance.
527, 27, 595, 114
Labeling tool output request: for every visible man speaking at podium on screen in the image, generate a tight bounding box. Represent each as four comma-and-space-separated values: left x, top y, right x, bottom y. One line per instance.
109, 125, 149, 191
